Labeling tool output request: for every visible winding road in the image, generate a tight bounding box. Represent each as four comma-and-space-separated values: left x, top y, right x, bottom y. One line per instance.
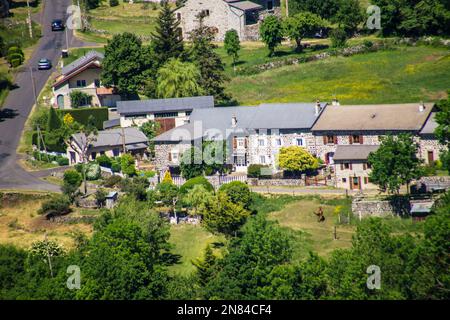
0, 0, 93, 192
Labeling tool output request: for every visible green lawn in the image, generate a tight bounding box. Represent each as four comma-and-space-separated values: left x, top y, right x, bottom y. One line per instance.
168, 224, 226, 276
81, 0, 161, 41
226, 45, 450, 105
267, 196, 425, 261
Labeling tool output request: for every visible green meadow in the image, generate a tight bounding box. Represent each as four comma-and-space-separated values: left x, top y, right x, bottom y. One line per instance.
225, 45, 450, 105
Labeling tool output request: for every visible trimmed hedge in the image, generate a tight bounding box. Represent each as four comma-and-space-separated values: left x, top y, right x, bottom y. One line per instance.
32, 151, 68, 166
58, 108, 108, 130
179, 176, 214, 194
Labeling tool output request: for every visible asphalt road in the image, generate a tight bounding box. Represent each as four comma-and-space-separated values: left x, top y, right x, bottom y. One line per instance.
0, 0, 92, 192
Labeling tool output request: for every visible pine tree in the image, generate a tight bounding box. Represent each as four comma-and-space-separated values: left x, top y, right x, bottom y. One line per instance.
47, 107, 62, 131
151, 0, 184, 68
162, 170, 173, 184
188, 13, 230, 104
192, 245, 217, 287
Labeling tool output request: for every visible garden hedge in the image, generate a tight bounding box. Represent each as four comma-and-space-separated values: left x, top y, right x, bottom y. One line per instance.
58, 107, 108, 130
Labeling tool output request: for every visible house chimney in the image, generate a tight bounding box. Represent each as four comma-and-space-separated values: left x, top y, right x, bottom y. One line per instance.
315, 100, 321, 116
332, 97, 340, 106
419, 101, 425, 112
231, 114, 237, 128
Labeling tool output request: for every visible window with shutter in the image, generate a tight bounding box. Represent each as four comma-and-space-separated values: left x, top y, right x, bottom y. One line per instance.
349, 163, 353, 170
333, 136, 338, 144
359, 135, 364, 144
233, 137, 237, 149
168, 152, 172, 161
349, 135, 353, 144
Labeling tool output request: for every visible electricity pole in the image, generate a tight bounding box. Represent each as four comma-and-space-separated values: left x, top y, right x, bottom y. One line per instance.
285, 0, 289, 17
30, 67, 37, 107
121, 127, 126, 154
26, 0, 33, 38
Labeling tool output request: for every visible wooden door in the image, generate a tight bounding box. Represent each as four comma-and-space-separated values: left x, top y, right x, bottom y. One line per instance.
156, 118, 176, 134
427, 151, 434, 164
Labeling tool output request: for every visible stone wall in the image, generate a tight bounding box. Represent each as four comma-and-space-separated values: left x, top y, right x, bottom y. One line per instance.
248, 178, 305, 187
352, 197, 411, 218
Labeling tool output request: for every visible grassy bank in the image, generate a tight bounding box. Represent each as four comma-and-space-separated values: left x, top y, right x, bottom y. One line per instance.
226, 45, 450, 105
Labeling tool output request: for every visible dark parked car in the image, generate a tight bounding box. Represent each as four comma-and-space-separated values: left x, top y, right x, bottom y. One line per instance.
51, 19, 65, 31
38, 59, 52, 70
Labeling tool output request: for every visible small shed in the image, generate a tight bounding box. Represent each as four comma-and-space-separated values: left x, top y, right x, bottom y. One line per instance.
410, 202, 434, 220
105, 191, 119, 209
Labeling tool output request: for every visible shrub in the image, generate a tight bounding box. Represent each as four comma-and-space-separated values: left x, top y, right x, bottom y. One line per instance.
218, 181, 251, 209
10, 59, 21, 68
180, 176, 214, 194
95, 188, 107, 207
57, 157, 69, 166
38, 195, 71, 217
121, 154, 136, 176
111, 160, 121, 173
330, 28, 347, 48
70, 91, 93, 108
58, 108, 108, 130
63, 169, 82, 188
363, 40, 373, 48
247, 164, 271, 178
102, 175, 123, 188
156, 182, 179, 206
109, 0, 119, 7
96, 154, 112, 168
85, 163, 101, 180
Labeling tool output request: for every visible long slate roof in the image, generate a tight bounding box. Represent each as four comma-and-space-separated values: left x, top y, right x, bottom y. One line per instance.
312, 103, 434, 132
333, 145, 380, 161
117, 96, 215, 115
61, 50, 104, 76
420, 112, 438, 135
72, 127, 148, 149
154, 102, 324, 142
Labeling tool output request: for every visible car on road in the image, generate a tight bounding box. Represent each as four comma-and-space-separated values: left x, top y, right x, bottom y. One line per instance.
38, 59, 52, 70
51, 19, 65, 31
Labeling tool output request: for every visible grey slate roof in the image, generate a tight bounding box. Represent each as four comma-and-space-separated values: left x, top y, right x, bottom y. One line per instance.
333, 145, 380, 161
61, 50, 104, 76
312, 103, 434, 132
153, 102, 324, 142
72, 127, 148, 150
251, 103, 325, 129
228, 1, 263, 11
117, 96, 215, 116
103, 118, 120, 130
420, 113, 438, 135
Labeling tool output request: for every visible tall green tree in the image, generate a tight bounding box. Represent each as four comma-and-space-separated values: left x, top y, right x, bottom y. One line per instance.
204, 214, 292, 299
434, 93, 450, 170
47, 107, 61, 131
224, 29, 241, 70
152, 0, 184, 68
332, 0, 364, 35
189, 13, 230, 104
260, 15, 284, 57
368, 134, 423, 194
283, 12, 327, 52
156, 59, 203, 98
101, 33, 146, 98
288, 0, 340, 19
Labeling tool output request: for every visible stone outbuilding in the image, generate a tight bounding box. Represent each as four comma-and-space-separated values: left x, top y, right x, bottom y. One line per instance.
176, 0, 281, 41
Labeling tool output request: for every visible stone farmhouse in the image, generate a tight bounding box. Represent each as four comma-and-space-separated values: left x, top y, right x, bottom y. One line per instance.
150, 99, 446, 190
175, 0, 281, 41
152, 101, 326, 172
67, 127, 148, 165
117, 96, 215, 134
52, 51, 121, 109
333, 145, 380, 190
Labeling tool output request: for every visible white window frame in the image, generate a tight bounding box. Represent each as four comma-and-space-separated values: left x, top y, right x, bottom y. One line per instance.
259, 155, 266, 164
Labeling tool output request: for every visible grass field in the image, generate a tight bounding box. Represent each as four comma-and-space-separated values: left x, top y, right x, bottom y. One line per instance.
0, 193, 93, 249
168, 224, 226, 276
83, 0, 161, 40
267, 196, 425, 261
226, 45, 450, 105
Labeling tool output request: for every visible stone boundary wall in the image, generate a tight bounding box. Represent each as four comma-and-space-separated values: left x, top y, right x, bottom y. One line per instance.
352, 197, 411, 219
247, 178, 305, 187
